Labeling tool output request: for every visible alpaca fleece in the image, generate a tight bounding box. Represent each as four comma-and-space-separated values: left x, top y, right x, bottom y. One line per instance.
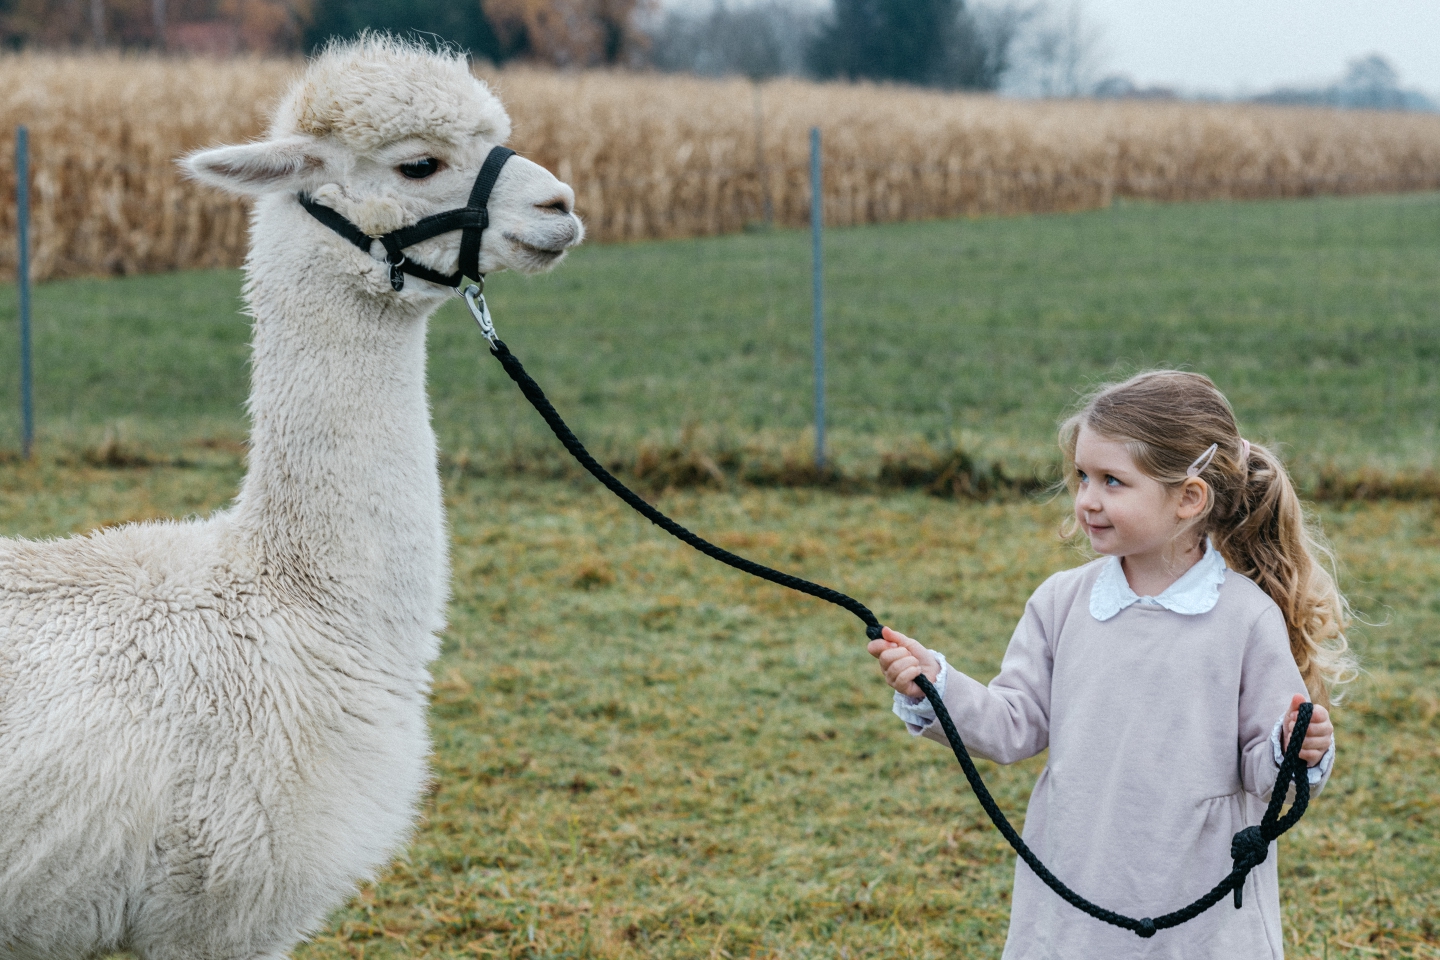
0, 36, 582, 960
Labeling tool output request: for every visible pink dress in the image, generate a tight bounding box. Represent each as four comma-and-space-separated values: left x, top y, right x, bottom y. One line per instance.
898, 555, 1332, 959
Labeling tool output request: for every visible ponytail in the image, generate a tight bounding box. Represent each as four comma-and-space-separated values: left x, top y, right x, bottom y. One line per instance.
1211, 441, 1354, 706
1061, 371, 1357, 705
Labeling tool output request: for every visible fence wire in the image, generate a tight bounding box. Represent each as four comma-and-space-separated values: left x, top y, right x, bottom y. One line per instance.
4, 183, 1436, 500
2, 144, 1438, 281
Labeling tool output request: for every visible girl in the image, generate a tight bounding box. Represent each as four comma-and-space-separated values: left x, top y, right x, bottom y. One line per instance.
870, 371, 1353, 958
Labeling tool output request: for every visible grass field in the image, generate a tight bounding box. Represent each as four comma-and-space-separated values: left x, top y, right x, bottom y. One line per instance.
0, 195, 1437, 957
0, 462, 1434, 959
2, 191, 1439, 489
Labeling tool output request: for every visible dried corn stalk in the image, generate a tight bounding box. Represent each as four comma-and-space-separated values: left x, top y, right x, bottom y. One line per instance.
3, 53, 1439, 280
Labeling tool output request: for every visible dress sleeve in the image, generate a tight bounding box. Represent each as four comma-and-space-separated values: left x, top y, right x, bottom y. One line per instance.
1238, 605, 1333, 800
917, 579, 1056, 764
891, 650, 950, 732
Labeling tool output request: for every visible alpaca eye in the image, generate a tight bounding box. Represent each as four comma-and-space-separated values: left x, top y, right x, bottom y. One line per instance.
399, 158, 440, 180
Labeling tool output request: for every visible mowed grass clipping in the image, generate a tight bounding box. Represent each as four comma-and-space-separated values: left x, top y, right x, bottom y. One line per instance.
0, 461, 1435, 959
1, 191, 1439, 491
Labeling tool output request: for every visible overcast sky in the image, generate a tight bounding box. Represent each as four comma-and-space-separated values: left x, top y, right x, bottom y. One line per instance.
1084, 0, 1440, 95
665, 0, 1440, 96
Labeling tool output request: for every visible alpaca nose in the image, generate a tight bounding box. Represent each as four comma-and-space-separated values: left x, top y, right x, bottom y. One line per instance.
534, 182, 575, 217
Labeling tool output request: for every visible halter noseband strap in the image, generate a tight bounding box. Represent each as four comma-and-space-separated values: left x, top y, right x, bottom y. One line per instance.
298, 145, 516, 292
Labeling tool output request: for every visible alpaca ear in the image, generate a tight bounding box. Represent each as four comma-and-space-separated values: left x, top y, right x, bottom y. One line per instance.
183, 137, 328, 195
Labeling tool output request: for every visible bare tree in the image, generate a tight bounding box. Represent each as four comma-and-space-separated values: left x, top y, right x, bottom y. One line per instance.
1338, 54, 1406, 109
646, 0, 1021, 91
941, 1, 1029, 90
485, 0, 650, 67
646, 1, 816, 80
1003, 0, 1107, 97
1252, 53, 1434, 112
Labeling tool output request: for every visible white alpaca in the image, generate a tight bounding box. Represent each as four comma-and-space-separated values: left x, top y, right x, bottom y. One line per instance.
0, 38, 582, 960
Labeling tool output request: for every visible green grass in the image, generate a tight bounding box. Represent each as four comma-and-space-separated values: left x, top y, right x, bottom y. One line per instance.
0, 462, 1435, 959
1, 192, 1438, 487
1, 194, 1438, 957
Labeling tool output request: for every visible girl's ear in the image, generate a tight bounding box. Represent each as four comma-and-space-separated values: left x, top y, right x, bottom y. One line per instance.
182, 136, 328, 196
1176, 477, 1210, 520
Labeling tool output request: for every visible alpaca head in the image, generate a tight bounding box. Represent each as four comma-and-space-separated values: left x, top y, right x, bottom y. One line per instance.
185, 36, 584, 295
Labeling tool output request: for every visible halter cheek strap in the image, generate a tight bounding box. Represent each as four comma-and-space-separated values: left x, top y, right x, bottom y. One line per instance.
298, 145, 516, 292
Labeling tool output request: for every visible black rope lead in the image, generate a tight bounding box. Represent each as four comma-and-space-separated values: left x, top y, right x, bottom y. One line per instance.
915, 675, 1310, 936
487, 336, 885, 638
480, 325, 1315, 939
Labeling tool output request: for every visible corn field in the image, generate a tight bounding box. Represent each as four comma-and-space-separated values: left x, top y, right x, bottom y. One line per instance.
3, 53, 1440, 280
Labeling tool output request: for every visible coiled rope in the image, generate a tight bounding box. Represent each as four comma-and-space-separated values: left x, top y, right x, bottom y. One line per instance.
473, 294, 1314, 939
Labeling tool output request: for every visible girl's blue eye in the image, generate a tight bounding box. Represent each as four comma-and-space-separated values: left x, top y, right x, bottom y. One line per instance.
1076, 470, 1088, 483
1105, 475, 1121, 487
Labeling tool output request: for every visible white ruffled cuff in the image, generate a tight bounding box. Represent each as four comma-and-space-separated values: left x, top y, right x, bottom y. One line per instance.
1270, 714, 1334, 786
891, 650, 950, 734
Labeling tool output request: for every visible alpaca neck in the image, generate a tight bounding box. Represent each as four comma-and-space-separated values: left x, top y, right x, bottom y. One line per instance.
233, 202, 449, 648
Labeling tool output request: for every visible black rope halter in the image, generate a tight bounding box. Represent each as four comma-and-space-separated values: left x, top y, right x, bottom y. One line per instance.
299, 145, 515, 292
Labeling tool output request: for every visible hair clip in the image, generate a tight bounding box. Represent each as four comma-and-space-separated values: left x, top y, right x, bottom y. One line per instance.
1240, 439, 1251, 462
1186, 443, 1218, 478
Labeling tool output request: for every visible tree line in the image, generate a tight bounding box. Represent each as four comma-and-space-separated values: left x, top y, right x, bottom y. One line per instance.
2, 0, 1427, 108
0, 0, 1038, 93
0, 0, 649, 64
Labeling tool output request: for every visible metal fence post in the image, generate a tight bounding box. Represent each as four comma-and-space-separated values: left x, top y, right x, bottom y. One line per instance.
810, 126, 825, 472
16, 125, 33, 459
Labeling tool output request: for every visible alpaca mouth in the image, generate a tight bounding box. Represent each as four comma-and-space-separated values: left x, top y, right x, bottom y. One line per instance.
504, 233, 568, 257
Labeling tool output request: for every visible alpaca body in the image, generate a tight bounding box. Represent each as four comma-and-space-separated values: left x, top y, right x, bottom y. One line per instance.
0, 38, 582, 959
0, 517, 436, 960
0, 202, 446, 957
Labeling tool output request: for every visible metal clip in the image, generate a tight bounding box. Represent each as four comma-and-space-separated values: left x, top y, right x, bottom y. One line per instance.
387, 253, 407, 292
463, 283, 498, 346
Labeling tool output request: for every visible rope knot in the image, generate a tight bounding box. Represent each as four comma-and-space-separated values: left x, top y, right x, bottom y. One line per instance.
1136, 918, 1156, 938
1230, 825, 1268, 870
1229, 825, 1269, 909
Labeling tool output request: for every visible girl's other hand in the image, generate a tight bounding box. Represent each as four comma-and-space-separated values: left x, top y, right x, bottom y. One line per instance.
1281, 693, 1334, 767
867, 626, 940, 698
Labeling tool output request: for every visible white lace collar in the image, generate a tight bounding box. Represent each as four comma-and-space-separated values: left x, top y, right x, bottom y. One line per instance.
1090, 541, 1227, 622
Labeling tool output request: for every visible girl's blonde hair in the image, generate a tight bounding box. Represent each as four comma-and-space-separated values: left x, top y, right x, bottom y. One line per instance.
1059, 370, 1356, 706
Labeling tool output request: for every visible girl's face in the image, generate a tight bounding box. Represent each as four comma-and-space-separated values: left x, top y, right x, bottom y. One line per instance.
1072, 425, 1196, 561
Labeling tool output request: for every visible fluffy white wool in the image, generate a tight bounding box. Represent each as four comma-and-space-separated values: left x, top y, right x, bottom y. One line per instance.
276, 35, 512, 150
0, 37, 580, 960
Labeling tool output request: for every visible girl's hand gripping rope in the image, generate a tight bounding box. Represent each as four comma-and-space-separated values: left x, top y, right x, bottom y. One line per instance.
868, 626, 940, 698
1282, 693, 1333, 767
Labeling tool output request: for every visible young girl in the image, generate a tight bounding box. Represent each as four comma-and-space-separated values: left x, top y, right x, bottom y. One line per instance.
871, 371, 1353, 958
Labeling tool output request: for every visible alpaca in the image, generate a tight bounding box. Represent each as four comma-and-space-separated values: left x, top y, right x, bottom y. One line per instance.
0, 38, 582, 960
